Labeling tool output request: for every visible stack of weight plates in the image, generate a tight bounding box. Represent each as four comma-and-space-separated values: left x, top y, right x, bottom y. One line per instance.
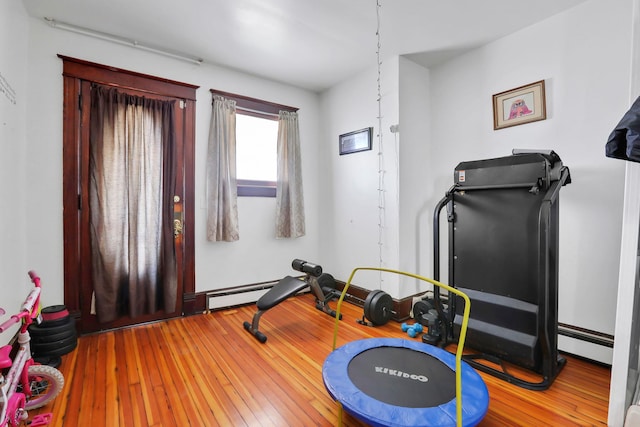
29, 305, 77, 367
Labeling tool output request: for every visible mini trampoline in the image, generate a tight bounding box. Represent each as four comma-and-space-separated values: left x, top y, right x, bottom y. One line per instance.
322, 268, 489, 427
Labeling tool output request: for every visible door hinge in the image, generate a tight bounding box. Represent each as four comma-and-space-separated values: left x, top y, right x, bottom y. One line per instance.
78, 194, 82, 210
78, 94, 82, 112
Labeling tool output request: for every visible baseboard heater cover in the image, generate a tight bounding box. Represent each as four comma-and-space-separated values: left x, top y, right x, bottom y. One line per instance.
557, 323, 614, 348
206, 278, 307, 311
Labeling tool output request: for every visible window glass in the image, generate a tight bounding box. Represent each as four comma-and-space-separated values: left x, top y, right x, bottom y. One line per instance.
236, 113, 278, 182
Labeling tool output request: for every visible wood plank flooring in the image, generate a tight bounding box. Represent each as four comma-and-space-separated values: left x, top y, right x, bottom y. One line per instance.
30, 293, 611, 426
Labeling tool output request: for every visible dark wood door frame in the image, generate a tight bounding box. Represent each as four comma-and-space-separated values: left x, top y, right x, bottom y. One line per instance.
60, 55, 198, 333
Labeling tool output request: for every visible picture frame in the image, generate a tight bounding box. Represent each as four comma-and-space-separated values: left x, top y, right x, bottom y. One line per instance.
492, 80, 546, 130
339, 127, 373, 155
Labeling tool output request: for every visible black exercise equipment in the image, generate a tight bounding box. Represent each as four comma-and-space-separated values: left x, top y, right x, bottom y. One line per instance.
243, 259, 341, 343
423, 150, 571, 390
323, 286, 394, 326
360, 290, 393, 326
412, 299, 444, 345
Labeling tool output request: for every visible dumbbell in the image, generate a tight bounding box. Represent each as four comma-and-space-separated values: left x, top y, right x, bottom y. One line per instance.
400, 322, 423, 338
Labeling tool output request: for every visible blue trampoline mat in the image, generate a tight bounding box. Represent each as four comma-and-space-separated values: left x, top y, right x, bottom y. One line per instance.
323, 338, 489, 427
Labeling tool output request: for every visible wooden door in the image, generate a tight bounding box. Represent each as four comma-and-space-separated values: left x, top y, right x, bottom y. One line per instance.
60, 56, 197, 333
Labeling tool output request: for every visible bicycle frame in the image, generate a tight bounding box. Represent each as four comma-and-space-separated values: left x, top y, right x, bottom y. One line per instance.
0, 271, 42, 426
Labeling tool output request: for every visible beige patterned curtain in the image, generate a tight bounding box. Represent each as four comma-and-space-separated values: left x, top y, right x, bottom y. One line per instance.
206, 95, 240, 241
275, 111, 305, 238
89, 85, 177, 323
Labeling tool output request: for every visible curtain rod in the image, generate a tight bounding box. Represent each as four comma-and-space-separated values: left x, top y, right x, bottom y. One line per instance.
44, 18, 204, 65
210, 89, 298, 114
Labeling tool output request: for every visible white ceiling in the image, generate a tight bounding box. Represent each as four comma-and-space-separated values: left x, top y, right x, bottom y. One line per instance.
22, 0, 589, 92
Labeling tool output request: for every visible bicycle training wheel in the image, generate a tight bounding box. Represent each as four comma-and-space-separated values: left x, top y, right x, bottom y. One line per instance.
23, 364, 65, 409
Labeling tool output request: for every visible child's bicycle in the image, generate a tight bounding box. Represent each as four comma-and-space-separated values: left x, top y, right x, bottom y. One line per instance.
0, 271, 64, 426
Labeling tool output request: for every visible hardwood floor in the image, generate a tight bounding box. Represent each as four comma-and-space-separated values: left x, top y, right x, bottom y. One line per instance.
30, 293, 610, 426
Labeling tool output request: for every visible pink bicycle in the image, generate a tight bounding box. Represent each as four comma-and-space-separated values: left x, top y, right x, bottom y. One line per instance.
0, 271, 64, 426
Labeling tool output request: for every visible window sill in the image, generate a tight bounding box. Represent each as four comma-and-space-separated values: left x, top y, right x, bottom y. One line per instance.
237, 180, 276, 198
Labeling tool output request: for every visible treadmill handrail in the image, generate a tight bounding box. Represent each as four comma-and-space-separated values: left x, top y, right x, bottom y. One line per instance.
433, 185, 457, 340
536, 166, 570, 380
541, 167, 571, 204
433, 185, 456, 282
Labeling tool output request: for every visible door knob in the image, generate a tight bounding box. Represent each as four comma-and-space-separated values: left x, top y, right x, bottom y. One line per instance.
174, 218, 183, 237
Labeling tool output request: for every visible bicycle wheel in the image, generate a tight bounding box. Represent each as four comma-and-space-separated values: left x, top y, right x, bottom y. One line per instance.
23, 364, 65, 410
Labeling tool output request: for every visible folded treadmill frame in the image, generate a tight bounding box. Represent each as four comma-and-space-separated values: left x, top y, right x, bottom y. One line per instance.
432, 151, 571, 390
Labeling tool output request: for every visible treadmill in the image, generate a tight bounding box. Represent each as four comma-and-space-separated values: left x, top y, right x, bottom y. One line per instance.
431, 149, 571, 390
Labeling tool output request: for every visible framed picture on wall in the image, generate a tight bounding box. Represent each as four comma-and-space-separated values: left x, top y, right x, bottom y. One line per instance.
493, 80, 546, 130
339, 127, 373, 155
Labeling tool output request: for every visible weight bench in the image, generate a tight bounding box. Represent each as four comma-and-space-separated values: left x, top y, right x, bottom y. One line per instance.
243, 259, 341, 343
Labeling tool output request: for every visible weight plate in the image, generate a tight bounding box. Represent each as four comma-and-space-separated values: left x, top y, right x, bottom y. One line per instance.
40, 305, 70, 325
364, 290, 393, 326
413, 300, 433, 320
28, 317, 75, 336
32, 339, 77, 358
31, 334, 77, 353
31, 328, 76, 344
41, 305, 67, 314
38, 316, 71, 328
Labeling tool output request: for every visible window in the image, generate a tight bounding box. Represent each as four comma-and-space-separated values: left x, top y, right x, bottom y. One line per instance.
236, 113, 278, 197
210, 89, 298, 197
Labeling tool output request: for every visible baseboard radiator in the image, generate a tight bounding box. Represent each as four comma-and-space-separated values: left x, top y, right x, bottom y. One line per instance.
557, 323, 614, 349
205, 279, 295, 311
202, 282, 615, 351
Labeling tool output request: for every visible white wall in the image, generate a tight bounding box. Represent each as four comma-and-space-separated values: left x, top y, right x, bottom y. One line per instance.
320, 0, 631, 364
427, 0, 631, 364
0, 1, 31, 344
398, 57, 431, 296
23, 16, 322, 306
319, 59, 401, 293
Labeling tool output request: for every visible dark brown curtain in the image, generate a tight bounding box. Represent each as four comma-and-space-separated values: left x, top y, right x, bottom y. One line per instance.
89, 85, 177, 323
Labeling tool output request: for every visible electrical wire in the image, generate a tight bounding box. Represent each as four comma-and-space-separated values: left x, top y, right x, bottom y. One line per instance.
376, 0, 385, 286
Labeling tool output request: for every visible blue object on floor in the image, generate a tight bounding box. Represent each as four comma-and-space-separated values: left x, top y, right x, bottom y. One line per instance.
322, 337, 489, 427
